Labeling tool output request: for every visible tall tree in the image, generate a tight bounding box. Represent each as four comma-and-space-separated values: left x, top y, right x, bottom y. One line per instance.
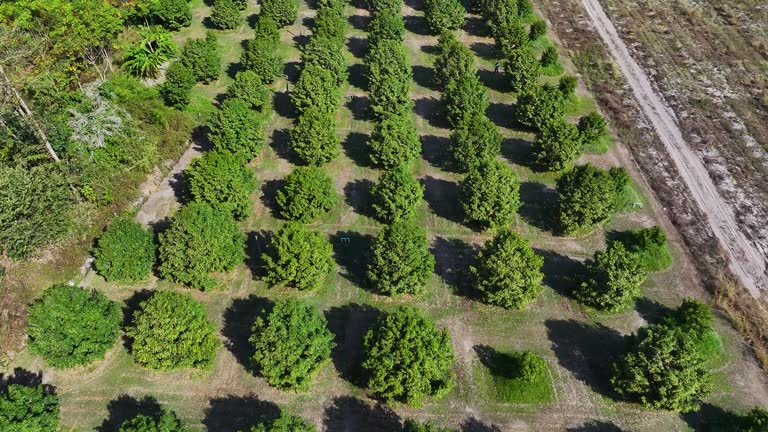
261, 222, 334, 291
367, 220, 435, 295
459, 159, 520, 229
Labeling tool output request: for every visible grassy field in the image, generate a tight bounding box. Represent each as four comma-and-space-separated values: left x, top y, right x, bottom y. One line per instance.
7, 0, 768, 431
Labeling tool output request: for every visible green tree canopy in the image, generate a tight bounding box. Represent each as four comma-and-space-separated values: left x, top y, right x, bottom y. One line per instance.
532, 119, 581, 171
443, 74, 489, 129
147, 0, 192, 31
251, 413, 316, 432
471, 230, 544, 309
249, 299, 335, 390
208, 98, 265, 161
529, 20, 546, 41
185, 150, 258, 220
362, 306, 455, 405
367, 219, 435, 295
575, 242, 647, 312
0, 383, 59, 431
558, 74, 578, 97
291, 63, 342, 116
313, 5, 346, 46
181, 32, 220, 83
261, 0, 299, 26
127, 291, 221, 370
94, 216, 156, 282
123, 27, 178, 78
371, 164, 424, 223
227, 70, 269, 111
514, 84, 566, 130
210, 0, 242, 30
424, 0, 465, 34
276, 166, 338, 222
241, 17, 283, 83
261, 222, 334, 291
578, 112, 608, 151
662, 299, 714, 342
366, 39, 413, 118
459, 159, 521, 229
290, 107, 340, 166
368, 113, 421, 168
301, 37, 347, 87
451, 112, 502, 173
433, 32, 477, 90
367, 12, 406, 46
613, 225, 672, 272
540, 46, 558, 68
403, 420, 455, 432
118, 408, 188, 432
556, 164, 629, 234
160, 61, 195, 109
158, 202, 245, 290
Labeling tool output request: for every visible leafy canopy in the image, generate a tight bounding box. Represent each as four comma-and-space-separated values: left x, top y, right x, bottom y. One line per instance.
0, 383, 59, 431
371, 164, 424, 223
423, 0, 465, 34
160, 61, 195, 109
515, 84, 566, 130
459, 159, 521, 229
210, 0, 242, 30
185, 150, 258, 221
290, 107, 340, 166
181, 32, 220, 83
613, 226, 672, 272
367, 219, 435, 296
227, 70, 269, 111
261, 0, 299, 27
366, 39, 413, 118
291, 63, 342, 116
241, 18, 283, 83
576, 242, 647, 312
556, 164, 629, 234
261, 222, 334, 291
443, 74, 489, 129
368, 113, 421, 168
94, 216, 156, 282
118, 409, 188, 432
251, 413, 316, 432
208, 98, 265, 161
532, 119, 581, 172
433, 32, 477, 90
276, 166, 338, 222
451, 112, 502, 173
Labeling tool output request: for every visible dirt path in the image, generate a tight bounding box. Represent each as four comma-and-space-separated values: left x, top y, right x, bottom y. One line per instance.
581, 0, 768, 297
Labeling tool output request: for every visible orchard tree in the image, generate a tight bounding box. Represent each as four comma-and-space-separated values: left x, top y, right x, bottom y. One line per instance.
615, 225, 672, 271
451, 112, 502, 172
504, 47, 541, 93
160, 61, 195, 109
558, 74, 578, 97
241, 17, 283, 83
227, 70, 269, 111
368, 113, 421, 168
371, 164, 424, 223
94, 216, 155, 282
290, 107, 340, 165
443, 74, 489, 129
27, 284, 121, 368
366, 39, 413, 118
424, 0, 465, 34
556, 164, 629, 234
576, 242, 647, 312
515, 84, 565, 130
362, 306, 455, 405
314, 5, 347, 45
517, 0, 533, 16
459, 159, 521, 229
208, 98, 265, 160
211, 0, 242, 30
301, 37, 347, 86
578, 112, 608, 150
185, 150, 258, 220
540, 46, 558, 68
367, 12, 406, 45
181, 32, 220, 83
531, 119, 581, 171
250, 299, 335, 389
367, 220, 435, 295
261, 0, 299, 26
291, 63, 341, 115
127, 291, 221, 370
470, 230, 544, 309
118, 409, 187, 432
611, 324, 712, 412
261, 222, 334, 291
251, 413, 316, 432
148, 0, 192, 31
433, 32, 477, 90
662, 299, 715, 342
529, 20, 546, 41
0, 383, 59, 430
276, 166, 338, 222
158, 202, 245, 290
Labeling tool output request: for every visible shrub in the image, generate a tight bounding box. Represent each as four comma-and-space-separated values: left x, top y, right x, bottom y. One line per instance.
578, 112, 608, 150
261, 222, 334, 291
250, 299, 335, 389
181, 32, 220, 83
362, 306, 455, 405
433, 32, 477, 90
503, 47, 540, 92
253, 15, 281, 44
517, 0, 533, 16
367, 219, 435, 295
403, 420, 455, 432
227, 70, 269, 111
276, 166, 338, 222
611, 324, 712, 412
540, 46, 558, 67
529, 20, 546, 41
185, 150, 258, 220
233, 0, 249, 10
662, 299, 714, 341
94, 216, 155, 282
208, 98, 265, 160
459, 159, 520, 229
291, 63, 342, 115
149, 0, 192, 30
515, 83, 566, 130
368, 113, 421, 168
424, 0, 465, 34
158, 202, 245, 290
0, 383, 59, 430
443, 74, 489, 129
241, 39, 284, 83
556, 164, 629, 234
290, 107, 340, 165
576, 242, 647, 312
558, 74, 578, 96
313, 6, 346, 45
371, 164, 424, 222
127, 291, 221, 370
451, 112, 502, 172
367, 0, 401, 16
471, 230, 543, 309
117, 408, 186, 432
531, 119, 581, 171
160, 61, 195, 109
301, 37, 347, 86
251, 413, 316, 432
123, 27, 177, 78
261, 0, 299, 26
211, 0, 243, 29
366, 39, 413, 118
613, 225, 672, 271
367, 12, 405, 45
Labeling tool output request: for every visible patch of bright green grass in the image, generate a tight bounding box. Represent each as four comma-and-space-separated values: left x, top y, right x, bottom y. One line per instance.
582, 134, 613, 155
541, 61, 565, 77
475, 347, 554, 404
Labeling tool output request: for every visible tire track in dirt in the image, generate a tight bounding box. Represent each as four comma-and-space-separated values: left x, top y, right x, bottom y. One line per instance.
581, 0, 768, 297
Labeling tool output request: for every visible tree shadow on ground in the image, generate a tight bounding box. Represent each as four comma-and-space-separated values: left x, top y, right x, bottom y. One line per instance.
0, 368, 47, 391
403, 0, 425, 9
283, 60, 302, 83
226, 61, 243, 80
470, 41, 500, 61
431, 237, 479, 299
404, 15, 432, 36
272, 90, 294, 118
342, 132, 372, 167
121, 289, 155, 351
246, 13, 260, 29
331, 230, 375, 289
293, 33, 311, 47
566, 421, 625, 432
260, 179, 286, 220
323, 396, 402, 432
347, 64, 368, 90
348, 14, 371, 31
347, 36, 368, 59
221, 295, 274, 375
350, 0, 367, 8
270, 128, 302, 165
545, 319, 624, 397
421, 44, 440, 55
245, 230, 273, 280
486, 102, 517, 130
464, 16, 491, 38
460, 417, 502, 432
96, 395, 163, 432
519, 181, 558, 233
473, 345, 520, 379
681, 402, 741, 432
421, 176, 463, 224
169, 168, 190, 204
344, 179, 376, 219
478, 69, 508, 93
414, 97, 448, 128
412, 65, 437, 91
634, 297, 674, 325
420, 134, 453, 171
324, 304, 385, 387
500, 137, 533, 167
536, 249, 583, 299
203, 394, 280, 431
347, 95, 371, 121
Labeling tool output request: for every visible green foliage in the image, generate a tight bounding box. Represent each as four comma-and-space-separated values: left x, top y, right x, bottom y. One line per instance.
276, 166, 338, 222
127, 291, 221, 370
160, 61, 195, 109
208, 98, 265, 160
290, 107, 340, 165
94, 217, 155, 282
291, 63, 342, 115
662, 299, 714, 341
576, 242, 647, 312
459, 159, 521, 229
540, 46, 558, 67
368, 113, 421, 168
301, 37, 347, 87
503, 47, 541, 93
558, 75, 578, 97
313, 6, 347, 46
185, 150, 258, 220
181, 32, 220, 83
531, 119, 581, 171
211, 0, 242, 30
367, 0, 402, 16
250, 299, 335, 389
227, 70, 269, 111
148, 0, 192, 30
450, 113, 502, 172
0, 166, 71, 259
611, 324, 712, 412
367, 220, 435, 295
158, 202, 245, 290
443, 74, 489, 129
613, 226, 672, 272
366, 39, 413, 118
703, 407, 768, 432
529, 20, 546, 41
261, 0, 299, 26
251, 413, 316, 432
27, 284, 121, 368
261, 222, 334, 291
362, 306, 455, 405
241, 17, 283, 83
517, 0, 533, 16
478, 348, 553, 403
433, 32, 477, 90
403, 420, 455, 432
367, 12, 405, 45
514, 83, 566, 130
118, 408, 187, 432
578, 112, 608, 151
123, 27, 177, 78
371, 165, 424, 223
556, 164, 629, 234
471, 230, 543, 309
253, 15, 281, 44
424, 0, 465, 34
0, 383, 59, 431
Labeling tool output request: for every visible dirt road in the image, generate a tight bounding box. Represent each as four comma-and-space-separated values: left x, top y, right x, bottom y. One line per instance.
581, 0, 768, 297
